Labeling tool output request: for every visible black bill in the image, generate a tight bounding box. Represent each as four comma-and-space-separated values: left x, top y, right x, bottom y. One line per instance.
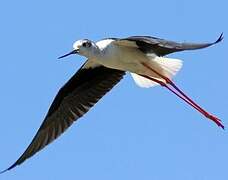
58, 49, 79, 59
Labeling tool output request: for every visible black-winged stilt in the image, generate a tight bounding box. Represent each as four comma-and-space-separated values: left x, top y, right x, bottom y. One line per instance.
1, 33, 224, 173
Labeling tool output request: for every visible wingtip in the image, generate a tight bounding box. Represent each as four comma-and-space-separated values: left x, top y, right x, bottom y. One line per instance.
0, 163, 18, 174
0, 168, 9, 175
214, 33, 224, 44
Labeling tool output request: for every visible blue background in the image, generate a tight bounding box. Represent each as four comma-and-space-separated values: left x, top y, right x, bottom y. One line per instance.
0, 0, 227, 179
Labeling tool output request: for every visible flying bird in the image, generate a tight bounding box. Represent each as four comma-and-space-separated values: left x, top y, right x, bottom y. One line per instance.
1, 33, 224, 173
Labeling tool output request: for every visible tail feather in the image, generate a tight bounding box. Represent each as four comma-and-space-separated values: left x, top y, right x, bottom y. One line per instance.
153, 57, 183, 79
131, 73, 159, 88
131, 57, 183, 88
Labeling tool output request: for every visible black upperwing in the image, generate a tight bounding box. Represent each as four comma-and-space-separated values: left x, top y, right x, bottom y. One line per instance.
115, 33, 223, 56
1, 61, 125, 173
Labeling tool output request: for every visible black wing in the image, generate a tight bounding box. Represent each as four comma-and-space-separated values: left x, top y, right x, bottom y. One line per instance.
1, 62, 125, 173
114, 33, 223, 56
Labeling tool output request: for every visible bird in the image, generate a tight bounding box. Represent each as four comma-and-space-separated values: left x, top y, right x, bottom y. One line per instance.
1, 33, 224, 173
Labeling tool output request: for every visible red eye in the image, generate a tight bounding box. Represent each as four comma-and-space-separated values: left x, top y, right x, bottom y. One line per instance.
82, 41, 91, 48
82, 42, 87, 47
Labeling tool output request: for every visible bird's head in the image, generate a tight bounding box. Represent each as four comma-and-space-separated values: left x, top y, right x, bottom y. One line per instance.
58, 39, 99, 59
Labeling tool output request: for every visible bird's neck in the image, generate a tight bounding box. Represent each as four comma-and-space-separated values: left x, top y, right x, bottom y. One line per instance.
85, 46, 102, 59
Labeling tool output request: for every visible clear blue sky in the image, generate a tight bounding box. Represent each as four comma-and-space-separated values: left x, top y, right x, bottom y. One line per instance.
0, 0, 227, 179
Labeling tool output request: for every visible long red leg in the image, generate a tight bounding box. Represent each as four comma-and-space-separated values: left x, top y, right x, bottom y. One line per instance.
141, 62, 224, 129
142, 63, 217, 117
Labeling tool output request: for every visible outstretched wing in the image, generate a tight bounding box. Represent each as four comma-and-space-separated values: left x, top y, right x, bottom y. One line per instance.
114, 33, 223, 56
1, 61, 125, 173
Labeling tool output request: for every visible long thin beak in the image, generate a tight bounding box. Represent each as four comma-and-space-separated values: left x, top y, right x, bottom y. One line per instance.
58, 49, 78, 59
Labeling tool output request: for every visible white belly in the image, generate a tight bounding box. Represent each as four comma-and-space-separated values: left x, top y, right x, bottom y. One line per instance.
97, 45, 149, 74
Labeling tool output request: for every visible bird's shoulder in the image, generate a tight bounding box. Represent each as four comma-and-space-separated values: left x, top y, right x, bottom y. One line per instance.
96, 38, 118, 50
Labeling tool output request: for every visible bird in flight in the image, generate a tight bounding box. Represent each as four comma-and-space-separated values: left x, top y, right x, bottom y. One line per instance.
1, 33, 224, 173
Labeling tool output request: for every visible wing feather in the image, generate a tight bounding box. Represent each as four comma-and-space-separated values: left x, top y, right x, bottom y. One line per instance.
114, 33, 223, 56
1, 61, 125, 173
